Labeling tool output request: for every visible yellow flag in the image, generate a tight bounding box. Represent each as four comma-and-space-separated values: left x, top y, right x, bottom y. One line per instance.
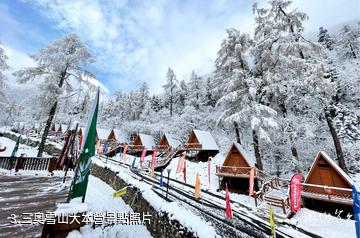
270, 206, 275, 238
195, 173, 201, 199
113, 187, 127, 198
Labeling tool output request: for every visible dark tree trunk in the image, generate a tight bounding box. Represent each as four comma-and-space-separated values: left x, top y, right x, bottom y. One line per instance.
234, 121, 241, 145
37, 101, 58, 157
291, 146, 299, 160
324, 107, 348, 173
37, 69, 67, 157
252, 130, 263, 170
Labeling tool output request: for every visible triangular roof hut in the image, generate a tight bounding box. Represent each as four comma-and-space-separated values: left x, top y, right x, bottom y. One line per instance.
216, 143, 257, 193
302, 151, 354, 206
181, 129, 219, 161
108, 129, 127, 143
158, 133, 181, 151
96, 128, 112, 142
133, 133, 156, 150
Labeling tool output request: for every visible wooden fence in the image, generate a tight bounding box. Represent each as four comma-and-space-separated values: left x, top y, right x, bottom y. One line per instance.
0, 156, 58, 172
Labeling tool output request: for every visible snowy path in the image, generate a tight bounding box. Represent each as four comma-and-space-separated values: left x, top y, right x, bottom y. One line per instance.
0, 171, 70, 237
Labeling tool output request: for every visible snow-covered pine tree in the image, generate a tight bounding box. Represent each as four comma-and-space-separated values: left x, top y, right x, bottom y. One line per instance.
177, 80, 188, 111
318, 26, 334, 50
150, 95, 162, 112
0, 45, 10, 120
163, 67, 178, 116
336, 24, 359, 59
188, 71, 204, 110
204, 77, 216, 107
251, 0, 336, 172
13, 33, 93, 156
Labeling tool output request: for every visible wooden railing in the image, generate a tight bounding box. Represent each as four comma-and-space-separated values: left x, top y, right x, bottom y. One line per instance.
127, 144, 145, 152
301, 183, 353, 205
156, 145, 170, 151
254, 177, 281, 206
180, 143, 202, 151
0, 156, 58, 172
216, 165, 253, 176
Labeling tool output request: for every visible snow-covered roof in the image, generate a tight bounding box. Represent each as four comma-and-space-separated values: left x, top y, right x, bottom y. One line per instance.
192, 129, 219, 151
233, 143, 256, 167
164, 133, 181, 148
305, 151, 353, 186
138, 134, 156, 149
97, 128, 111, 140
113, 129, 127, 143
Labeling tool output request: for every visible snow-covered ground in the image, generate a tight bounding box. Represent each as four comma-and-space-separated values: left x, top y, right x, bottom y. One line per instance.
0, 136, 50, 157
289, 208, 355, 238
93, 157, 217, 238
66, 176, 152, 238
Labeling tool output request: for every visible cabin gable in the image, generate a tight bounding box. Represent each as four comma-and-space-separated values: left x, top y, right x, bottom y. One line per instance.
223, 144, 251, 167
305, 152, 352, 188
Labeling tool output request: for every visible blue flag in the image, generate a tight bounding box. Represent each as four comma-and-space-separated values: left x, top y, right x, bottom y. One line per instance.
160, 170, 164, 188
353, 185, 360, 238
131, 157, 136, 169
118, 146, 123, 158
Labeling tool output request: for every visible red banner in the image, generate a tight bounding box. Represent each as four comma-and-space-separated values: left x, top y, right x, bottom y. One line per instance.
225, 183, 232, 219
182, 160, 187, 183
290, 173, 303, 212
249, 167, 255, 196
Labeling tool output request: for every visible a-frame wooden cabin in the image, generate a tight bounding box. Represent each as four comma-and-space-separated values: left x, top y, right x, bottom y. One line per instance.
157, 133, 181, 152
216, 143, 257, 193
179, 129, 219, 161
302, 151, 354, 214
127, 133, 156, 154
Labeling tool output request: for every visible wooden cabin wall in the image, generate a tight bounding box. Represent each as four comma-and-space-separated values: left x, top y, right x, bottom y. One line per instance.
108, 130, 116, 141
307, 156, 350, 188
159, 136, 168, 146
133, 135, 142, 146
187, 131, 199, 144
223, 146, 249, 167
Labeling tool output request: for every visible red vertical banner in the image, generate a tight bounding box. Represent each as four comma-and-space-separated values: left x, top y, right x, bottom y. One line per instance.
150, 149, 158, 177
249, 167, 255, 196
140, 148, 147, 167
176, 154, 185, 173
182, 159, 187, 183
225, 183, 232, 219
290, 173, 303, 212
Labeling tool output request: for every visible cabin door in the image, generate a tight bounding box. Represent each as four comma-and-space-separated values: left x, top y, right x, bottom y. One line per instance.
319, 167, 334, 186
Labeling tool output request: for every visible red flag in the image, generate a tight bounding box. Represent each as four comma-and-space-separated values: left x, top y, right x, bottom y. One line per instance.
150, 149, 158, 177
182, 159, 187, 183
78, 134, 83, 150
290, 174, 303, 212
176, 154, 185, 173
140, 148, 147, 162
225, 183, 232, 219
249, 167, 255, 196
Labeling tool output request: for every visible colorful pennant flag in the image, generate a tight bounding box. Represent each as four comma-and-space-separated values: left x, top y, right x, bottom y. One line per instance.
9, 136, 20, 169
131, 157, 136, 170
113, 187, 127, 198
140, 148, 147, 167
176, 154, 185, 174
249, 167, 255, 196
270, 206, 275, 238
225, 183, 232, 219
68, 88, 99, 201
353, 185, 360, 238
183, 159, 187, 183
195, 173, 201, 199
150, 149, 158, 177
160, 170, 164, 188
122, 145, 128, 163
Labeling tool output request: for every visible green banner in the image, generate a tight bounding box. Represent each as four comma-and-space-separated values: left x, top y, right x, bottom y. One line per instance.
69, 88, 99, 200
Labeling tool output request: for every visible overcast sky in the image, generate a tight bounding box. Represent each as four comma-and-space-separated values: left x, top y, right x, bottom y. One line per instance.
0, 0, 359, 94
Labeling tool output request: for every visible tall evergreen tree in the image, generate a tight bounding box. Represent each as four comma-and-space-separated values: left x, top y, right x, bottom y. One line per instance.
163, 67, 178, 116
